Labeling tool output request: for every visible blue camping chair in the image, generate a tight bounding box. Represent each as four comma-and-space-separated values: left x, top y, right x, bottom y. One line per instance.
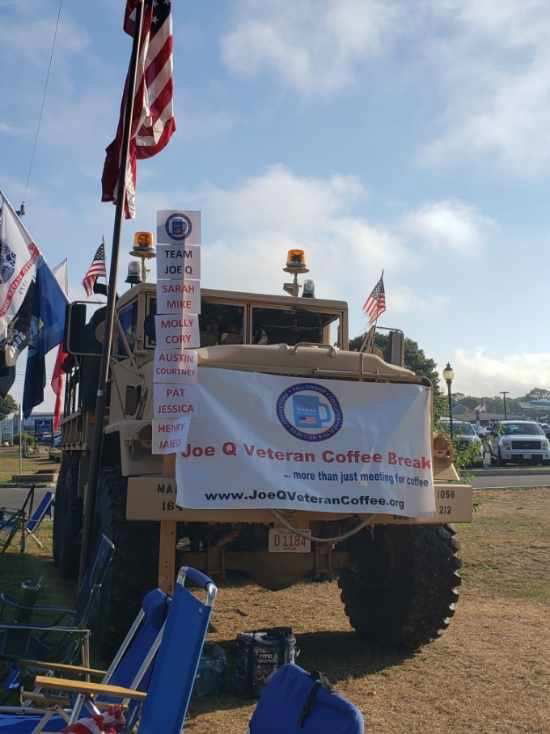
0, 587, 170, 732
0, 487, 40, 554
24, 492, 54, 550
0, 535, 114, 665
34, 567, 217, 733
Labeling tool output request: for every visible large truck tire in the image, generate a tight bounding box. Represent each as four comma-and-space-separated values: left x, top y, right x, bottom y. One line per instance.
338, 524, 461, 651
93, 465, 159, 660
52, 453, 82, 580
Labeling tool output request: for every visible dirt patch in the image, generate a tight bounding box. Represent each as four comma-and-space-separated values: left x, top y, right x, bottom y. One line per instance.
187, 489, 550, 733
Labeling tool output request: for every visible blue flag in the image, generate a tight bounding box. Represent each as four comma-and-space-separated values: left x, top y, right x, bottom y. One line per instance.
23, 258, 68, 417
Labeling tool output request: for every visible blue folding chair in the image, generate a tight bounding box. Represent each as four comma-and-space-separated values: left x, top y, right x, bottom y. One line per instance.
24, 492, 54, 550
0, 535, 114, 665
0, 488, 37, 554
34, 567, 217, 733
0, 587, 170, 732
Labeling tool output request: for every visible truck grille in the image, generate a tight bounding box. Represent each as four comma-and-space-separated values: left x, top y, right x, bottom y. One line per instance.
511, 440, 541, 450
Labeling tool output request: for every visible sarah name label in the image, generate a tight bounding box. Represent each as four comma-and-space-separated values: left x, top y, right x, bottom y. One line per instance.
156, 245, 200, 281
156, 279, 201, 315
153, 383, 201, 418
152, 417, 192, 455
154, 349, 198, 384
154, 314, 199, 350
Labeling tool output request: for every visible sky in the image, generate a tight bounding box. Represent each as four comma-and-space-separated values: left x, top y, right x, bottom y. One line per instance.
2, 0, 550, 409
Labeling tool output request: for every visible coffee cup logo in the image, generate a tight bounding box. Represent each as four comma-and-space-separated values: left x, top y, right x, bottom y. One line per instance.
277, 383, 343, 442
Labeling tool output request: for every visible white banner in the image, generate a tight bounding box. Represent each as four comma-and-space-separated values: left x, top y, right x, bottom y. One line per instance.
153, 383, 201, 418
156, 245, 201, 281
154, 314, 199, 350
152, 417, 192, 455
154, 349, 198, 383
157, 210, 201, 245
156, 279, 201, 315
176, 369, 435, 517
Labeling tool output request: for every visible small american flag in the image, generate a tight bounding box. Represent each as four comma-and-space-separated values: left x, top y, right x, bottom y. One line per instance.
82, 241, 107, 297
363, 273, 386, 326
102, 0, 176, 219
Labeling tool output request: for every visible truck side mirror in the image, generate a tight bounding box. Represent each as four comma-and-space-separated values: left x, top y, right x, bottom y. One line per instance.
65, 302, 103, 356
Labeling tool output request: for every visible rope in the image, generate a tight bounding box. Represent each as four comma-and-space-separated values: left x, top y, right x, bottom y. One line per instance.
24, 0, 64, 196
270, 509, 374, 544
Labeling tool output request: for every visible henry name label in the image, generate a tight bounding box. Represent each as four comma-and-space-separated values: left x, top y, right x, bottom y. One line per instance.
156, 245, 201, 281
152, 417, 192, 455
154, 349, 198, 384
154, 314, 200, 350
153, 383, 201, 418
157, 210, 201, 245
156, 280, 201, 315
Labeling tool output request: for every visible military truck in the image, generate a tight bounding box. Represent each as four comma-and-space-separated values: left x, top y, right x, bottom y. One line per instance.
54, 247, 470, 656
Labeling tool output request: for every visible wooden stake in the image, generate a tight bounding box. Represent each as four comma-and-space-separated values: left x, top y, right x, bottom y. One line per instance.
158, 455, 177, 593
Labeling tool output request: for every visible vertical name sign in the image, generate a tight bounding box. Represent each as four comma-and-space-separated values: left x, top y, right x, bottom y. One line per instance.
153, 210, 202, 454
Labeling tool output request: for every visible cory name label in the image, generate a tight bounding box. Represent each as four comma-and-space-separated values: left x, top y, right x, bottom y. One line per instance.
154, 314, 200, 350
156, 245, 201, 281
156, 279, 201, 315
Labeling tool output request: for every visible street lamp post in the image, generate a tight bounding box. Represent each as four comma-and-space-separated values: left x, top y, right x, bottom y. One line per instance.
500, 391, 509, 420
443, 362, 455, 441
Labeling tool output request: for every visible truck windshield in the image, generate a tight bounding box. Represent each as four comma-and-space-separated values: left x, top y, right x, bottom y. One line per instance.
251, 307, 340, 346
144, 298, 245, 347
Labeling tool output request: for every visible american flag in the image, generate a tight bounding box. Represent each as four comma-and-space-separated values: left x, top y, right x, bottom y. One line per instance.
102, 0, 176, 219
363, 273, 386, 326
82, 241, 107, 297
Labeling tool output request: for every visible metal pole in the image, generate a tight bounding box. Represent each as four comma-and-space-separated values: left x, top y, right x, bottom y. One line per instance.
500, 391, 509, 419
447, 381, 454, 441
19, 403, 23, 475
78, 0, 145, 583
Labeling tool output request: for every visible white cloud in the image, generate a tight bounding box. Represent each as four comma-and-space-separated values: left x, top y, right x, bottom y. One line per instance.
448, 348, 550, 397
423, 0, 550, 173
402, 200, 493, 256
0, 11, 88, 65
222, 0, 399, 94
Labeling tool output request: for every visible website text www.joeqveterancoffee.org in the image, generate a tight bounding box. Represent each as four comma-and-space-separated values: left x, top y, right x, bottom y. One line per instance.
203, 489, 406, 511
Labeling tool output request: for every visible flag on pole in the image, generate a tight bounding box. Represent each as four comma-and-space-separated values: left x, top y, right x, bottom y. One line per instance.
82, 241, 107, 297
102, 0, 176, 219
0, 192, 41, 396
51, 259, 70, 432
362, 273, 386, 326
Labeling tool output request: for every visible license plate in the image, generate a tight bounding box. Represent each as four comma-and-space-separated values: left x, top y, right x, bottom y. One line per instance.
268, 528, 311, 553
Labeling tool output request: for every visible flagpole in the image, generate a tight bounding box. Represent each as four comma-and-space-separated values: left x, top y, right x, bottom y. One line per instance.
78, 0, 145, 582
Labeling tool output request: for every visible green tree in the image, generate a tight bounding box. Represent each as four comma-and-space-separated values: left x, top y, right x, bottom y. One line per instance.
0, 394, 17, 421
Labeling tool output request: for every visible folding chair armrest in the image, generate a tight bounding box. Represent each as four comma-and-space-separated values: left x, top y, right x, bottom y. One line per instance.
34, 675, 147, 700
0, 592, 76, 620
0, 623, 90, 635
18, 659, 106, 677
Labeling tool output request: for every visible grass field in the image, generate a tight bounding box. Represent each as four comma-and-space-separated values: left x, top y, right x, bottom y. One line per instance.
0, 447, 59, 483
1, 488, 549, 732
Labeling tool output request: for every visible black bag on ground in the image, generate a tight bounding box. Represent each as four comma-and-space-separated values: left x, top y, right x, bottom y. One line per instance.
234, 627, 296, 696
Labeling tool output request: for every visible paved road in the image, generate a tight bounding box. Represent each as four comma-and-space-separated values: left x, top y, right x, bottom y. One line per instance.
472, 473, 550, 489
0, 486, 52, 511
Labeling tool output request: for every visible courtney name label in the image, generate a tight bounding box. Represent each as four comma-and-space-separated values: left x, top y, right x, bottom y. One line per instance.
156, 280, 201, 315
156, 245, 201, 281
154, 314, 200, 350
153, 349, 198, 384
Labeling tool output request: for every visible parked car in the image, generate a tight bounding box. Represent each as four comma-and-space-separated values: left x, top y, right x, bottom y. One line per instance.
538, 422, 550, 439
439, 419, 484, 465
488, 420, 550, 465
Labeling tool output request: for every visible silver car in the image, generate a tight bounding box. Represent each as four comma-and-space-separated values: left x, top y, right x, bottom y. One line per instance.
489, 420, 550, 465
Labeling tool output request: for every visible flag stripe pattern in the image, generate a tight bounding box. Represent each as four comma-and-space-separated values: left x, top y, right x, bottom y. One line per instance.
362, 274, 386, 326
102, 0, 176, 219
82, 242, 107, 297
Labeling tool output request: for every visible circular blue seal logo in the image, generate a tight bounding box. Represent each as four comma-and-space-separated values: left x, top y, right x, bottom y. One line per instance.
165, 213, 192, 241
0, 241, 16, 284
276, 382, 343, 442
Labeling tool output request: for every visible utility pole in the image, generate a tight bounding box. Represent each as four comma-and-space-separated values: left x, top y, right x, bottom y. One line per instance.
500, 391, 509, 420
